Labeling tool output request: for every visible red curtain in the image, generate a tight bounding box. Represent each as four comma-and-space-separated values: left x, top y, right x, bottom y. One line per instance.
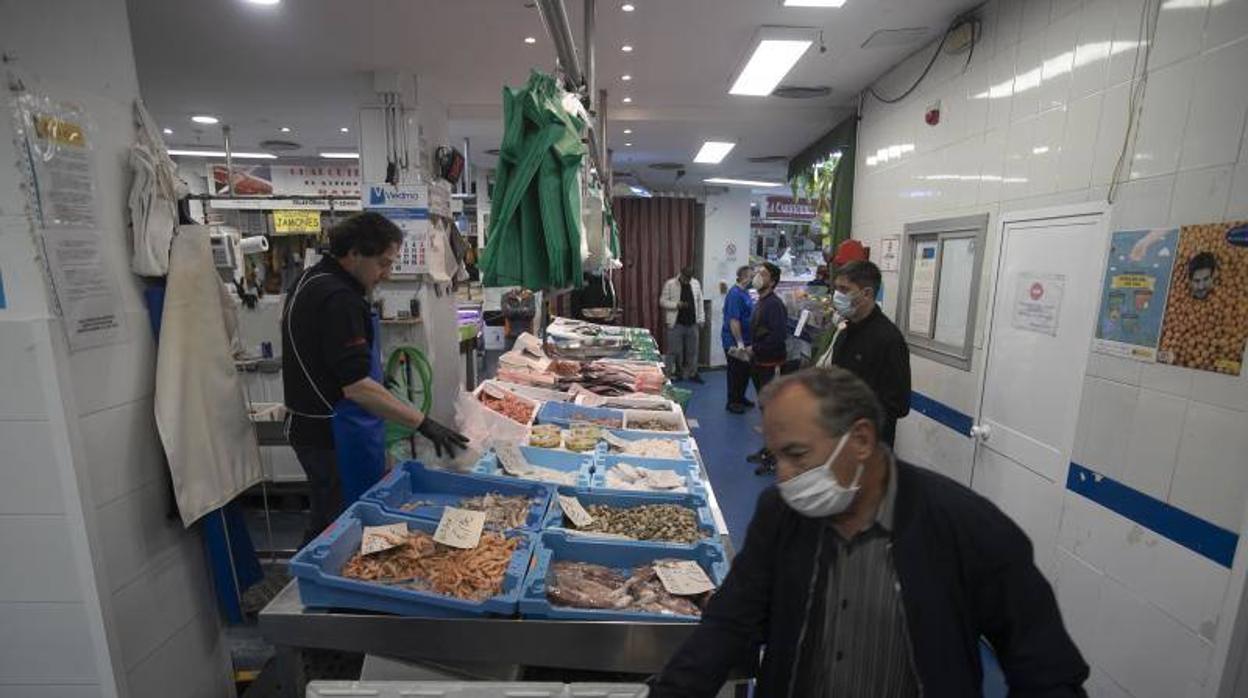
612, 196, 697, 351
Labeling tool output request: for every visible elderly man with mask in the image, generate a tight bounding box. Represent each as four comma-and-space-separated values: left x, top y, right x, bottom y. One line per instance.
649, 367, 1088, 698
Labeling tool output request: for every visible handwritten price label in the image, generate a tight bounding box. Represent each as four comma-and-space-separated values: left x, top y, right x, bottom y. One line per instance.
654, 560, 716, 596
495, 444, 532, 476
558, 494, 595, 528
433, 507, 486, 549
360, 523, 408, 556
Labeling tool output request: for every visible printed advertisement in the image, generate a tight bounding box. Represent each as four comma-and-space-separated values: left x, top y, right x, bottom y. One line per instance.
1156, 221, 1248, 375
1093, 228, 1179, 362
209, 164, 361, 197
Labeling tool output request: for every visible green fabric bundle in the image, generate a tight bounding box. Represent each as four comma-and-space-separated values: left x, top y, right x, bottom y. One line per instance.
482, 71, 587, 290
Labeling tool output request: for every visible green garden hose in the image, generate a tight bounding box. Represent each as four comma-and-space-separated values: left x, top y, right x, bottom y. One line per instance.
384, 346, 433, 447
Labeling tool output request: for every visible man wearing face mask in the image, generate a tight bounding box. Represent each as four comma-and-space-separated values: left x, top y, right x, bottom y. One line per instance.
817, 260, 910, 446
649, 368, 1088, 698
746, 262, 789, 472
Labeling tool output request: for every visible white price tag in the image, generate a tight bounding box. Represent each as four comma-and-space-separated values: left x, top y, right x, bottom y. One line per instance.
360, 523, 408, 556
433, 507, 486, 549
794, 309, 810, 337
558, 494, 595, 528
601, 431, 630, 450
495, 444, 532, 476
654, 560, 716, 596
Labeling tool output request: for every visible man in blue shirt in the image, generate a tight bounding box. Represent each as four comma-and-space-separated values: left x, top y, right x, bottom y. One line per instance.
722, 265, 755, 413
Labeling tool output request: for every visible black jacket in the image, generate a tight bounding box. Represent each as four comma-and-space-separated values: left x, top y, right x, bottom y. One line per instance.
650, 461, 1088, 698
750, 293, 788, 364
831, 305, 911, 443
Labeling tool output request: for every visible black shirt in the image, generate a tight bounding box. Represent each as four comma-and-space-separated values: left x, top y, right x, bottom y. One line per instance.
750, 292, 788, 364
830, 305, 911, 441
676, 281, 696, 326
281, 257, 374, 449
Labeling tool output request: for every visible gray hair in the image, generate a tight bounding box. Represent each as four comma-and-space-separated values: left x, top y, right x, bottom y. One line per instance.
758, 367, 884, 438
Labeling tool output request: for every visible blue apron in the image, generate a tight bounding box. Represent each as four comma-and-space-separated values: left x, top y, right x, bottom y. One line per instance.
331, 312, 386, 505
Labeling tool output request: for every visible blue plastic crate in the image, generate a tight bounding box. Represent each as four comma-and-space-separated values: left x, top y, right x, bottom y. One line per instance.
289, 502, 534, 618
360, 461, 554, 531
599, 429, 696, 461
536, 402, 625, 429
518, 531, 728, 622
542, 487, 719, 549
591, 454, 705, 497
475, 446, 595, 489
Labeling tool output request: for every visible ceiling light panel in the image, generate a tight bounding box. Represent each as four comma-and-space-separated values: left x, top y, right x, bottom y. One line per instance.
191, 115, 219, 124
781, 0, 847, 6
704, 177, 783, 187
729, 28, 816, 97
167, 149, 276, 159
694, 141, 736, 164
320, 152, 359, 159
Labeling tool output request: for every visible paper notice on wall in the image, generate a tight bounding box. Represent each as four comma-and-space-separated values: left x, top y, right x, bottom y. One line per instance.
1012, 272, 1066, 336
43, 228, 128, 351
908, 241, 939, 336
879, 236, 901, 272
22, 101, 100, 230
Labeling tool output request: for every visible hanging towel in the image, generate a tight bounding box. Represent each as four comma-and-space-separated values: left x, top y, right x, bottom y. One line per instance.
127, 99, 187, 276
155, 226, 263, 526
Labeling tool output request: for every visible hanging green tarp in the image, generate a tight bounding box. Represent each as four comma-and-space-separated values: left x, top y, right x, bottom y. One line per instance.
481, 70, 586, 291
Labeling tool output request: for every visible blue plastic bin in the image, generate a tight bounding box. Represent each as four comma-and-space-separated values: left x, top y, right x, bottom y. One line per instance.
475, 446, 595, 489
289, 501, 534, 617
541, 488, 719, 549
599, 429, 696, 461
518, 531, 728, 622
536, 402, 625, 429
360, 461, 554, 531
592, 454, 704, 497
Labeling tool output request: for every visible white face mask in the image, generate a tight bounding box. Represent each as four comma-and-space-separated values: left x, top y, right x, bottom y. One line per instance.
777, 432, 864, 518
752, 274, 767, 290
832, 289, 857, 315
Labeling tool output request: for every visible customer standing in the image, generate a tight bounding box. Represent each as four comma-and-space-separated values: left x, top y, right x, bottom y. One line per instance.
748, 262, 788, 473
817, 260, 911, 446
282, 213, 468, 543
660, 265, 705, 383
648, 368, 1088, 698
722, 265, 755, 413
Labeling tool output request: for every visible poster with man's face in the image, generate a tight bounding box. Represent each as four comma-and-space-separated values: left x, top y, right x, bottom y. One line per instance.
1156, 221, 1248, 375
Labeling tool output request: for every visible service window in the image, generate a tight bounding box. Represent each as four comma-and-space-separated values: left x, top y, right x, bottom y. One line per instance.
895, 214, 988, 371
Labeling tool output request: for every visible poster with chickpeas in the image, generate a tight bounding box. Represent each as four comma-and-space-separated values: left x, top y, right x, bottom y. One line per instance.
1155, 221, 1248, 376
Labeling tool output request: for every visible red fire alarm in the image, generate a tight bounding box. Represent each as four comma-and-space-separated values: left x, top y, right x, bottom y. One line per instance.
925, 100, 941, 126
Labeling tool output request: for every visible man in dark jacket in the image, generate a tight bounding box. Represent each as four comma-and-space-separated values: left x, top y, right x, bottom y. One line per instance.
822, 260, 910, 445
747, 262, 788, 473
650, 367, 1088, 698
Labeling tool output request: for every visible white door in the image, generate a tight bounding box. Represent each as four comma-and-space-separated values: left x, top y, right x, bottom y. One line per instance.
971, 205, 1109, 575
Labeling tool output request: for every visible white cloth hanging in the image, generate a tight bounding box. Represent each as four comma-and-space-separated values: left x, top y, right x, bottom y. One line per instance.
127, 99, 187, 276
155, 226, 263, 526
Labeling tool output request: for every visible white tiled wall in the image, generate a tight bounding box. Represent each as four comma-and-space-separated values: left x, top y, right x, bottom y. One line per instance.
701, 190, 753, 368
852, 0, 1248, 693
0, 0, 232, 695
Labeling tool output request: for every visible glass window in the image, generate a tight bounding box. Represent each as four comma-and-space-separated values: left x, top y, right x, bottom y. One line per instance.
896, 215, 988, 371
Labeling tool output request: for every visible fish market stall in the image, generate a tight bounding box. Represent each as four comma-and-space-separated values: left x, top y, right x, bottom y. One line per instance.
259, 320, 741, 696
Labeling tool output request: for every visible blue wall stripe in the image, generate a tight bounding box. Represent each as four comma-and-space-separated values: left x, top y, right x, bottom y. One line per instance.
906, 391, 1240, 569
909, 390, 974, 436
1067, 463, 1239, 568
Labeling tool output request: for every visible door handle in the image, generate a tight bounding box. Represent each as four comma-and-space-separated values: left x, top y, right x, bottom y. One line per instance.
970, 424, 992, 442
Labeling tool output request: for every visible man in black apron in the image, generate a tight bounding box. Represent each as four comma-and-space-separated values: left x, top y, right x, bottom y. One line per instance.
282, 212, 468, 543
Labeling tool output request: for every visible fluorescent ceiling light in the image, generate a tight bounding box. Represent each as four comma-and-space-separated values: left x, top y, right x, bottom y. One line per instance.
622, 96, 633, 103
623, 128, 633, 134
244, 0, 281, 5
622, 44, 634, 52
782, 0, 847, 6
162, 128, 173, 135
191, 115, 219, 124
694, 141, 736, 164
621, 3, 636, 10
524, 36, 537, 44
279, 126, 291, 133
625, 142, 634, 147
320, 152, 359, 159
621, 74, 632, 81
730, 28, 815, 96
167, 149, 276, 159
704, 177, 783, 187
339, 127, 350, 133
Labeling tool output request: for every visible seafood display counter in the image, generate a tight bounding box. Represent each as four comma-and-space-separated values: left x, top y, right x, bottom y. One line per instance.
259, 321, 741, 697
258, 446, 735, 696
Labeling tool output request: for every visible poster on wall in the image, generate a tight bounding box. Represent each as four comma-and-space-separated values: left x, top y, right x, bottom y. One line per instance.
18, 96, 100, 229
1155, 221, 1248, 376
42, 227, 129, 351
364, 183, 430, 275
1012, 272, 1065, 336
1092, 228, 1180, 362
908, 240, 938, 336
209, 164, 361, 197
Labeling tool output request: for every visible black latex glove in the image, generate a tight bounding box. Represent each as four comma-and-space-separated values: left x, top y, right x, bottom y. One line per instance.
417, 416, 470, 458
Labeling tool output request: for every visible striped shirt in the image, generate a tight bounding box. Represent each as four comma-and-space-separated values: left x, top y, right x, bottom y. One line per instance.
810, 455, 920, 697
